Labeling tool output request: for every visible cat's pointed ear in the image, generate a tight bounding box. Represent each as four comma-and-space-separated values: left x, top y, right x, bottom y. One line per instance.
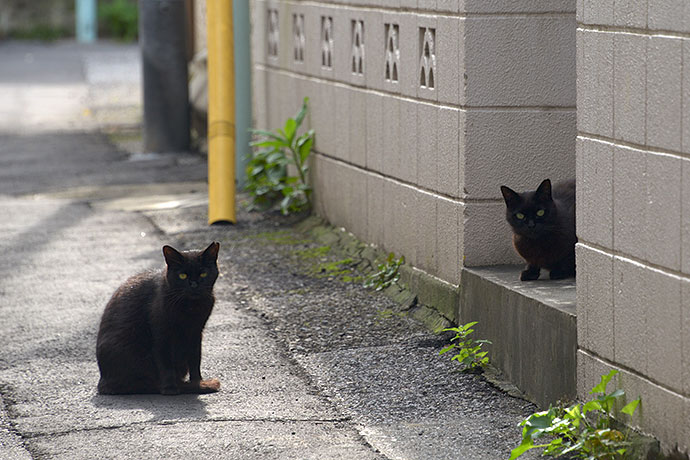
162, 245, 185, 267
500, 185, 521, 208
202, 242, 220, 262
535, 179, 552, 202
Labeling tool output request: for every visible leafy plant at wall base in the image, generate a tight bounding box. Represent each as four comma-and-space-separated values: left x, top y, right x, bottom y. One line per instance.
439, 321, 492, 371
363, 252, 404, 291
246, 97, 314, 215
509, 369, 641, 460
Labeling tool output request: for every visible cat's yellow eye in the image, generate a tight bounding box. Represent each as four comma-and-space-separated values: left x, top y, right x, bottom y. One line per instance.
200, 272, 208, 278
536, 209, 545, 217
178, 273, 188, 280
516, 213, 525, 220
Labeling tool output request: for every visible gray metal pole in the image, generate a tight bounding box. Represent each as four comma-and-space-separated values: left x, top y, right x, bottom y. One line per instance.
140, 0, 190, 153
233, 0, 251, 188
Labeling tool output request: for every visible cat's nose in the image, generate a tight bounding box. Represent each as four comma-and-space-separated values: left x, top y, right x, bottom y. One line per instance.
190, 281, 198, 288
527, 220, 535, 228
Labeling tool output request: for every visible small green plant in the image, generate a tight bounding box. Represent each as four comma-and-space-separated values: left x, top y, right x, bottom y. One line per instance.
247, 98, 314, 215
364, 252, 404, 291
99, 0, 138, 42
510, 370, 641, 460
439, 321, 492, 371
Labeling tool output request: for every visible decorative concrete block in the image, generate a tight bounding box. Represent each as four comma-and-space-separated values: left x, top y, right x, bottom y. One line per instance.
417, 102, 437, 191
646, 268, 682, 392
415, 190, 438, 276
276, 1, 293, 69
398, 13, 419, 99
364, 10, 384, 92
332, 8, 351, 83
613, 0, 647, 28
576, 244, 614, 360
366, 172, 385, 247
612, 144, 646, 259
437, 107, 460, 198
436, 197, 461, 284
318, 12, 335, 79
463, 202, 523, 266
381, 16, 401, 94
580, 30, 614, 137
288, 7, 307, 74
348, 16, 367, 87
417, 16, 438, 102
251, 0, 268, 66
399, 98, 417, 183
436, 16, 460, 106
365, 92, 384, 173
645, 152, 682, 271
613, 33, 646, 145
302, 4, 322, 77
464, 15, 575, 107
680, 158, 690, 274
382, 95, 400, 179
613, 256, 648, 375
578, 138, 613, 248
464, 109, 576, 200
583, 0, 613, 25
334, 85, 350, 163
648, 0, 690, 33
647, 36, 682, 152
349, 88, 366, 167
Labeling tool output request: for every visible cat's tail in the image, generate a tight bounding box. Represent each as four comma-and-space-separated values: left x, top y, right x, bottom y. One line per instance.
180, 378, 221, 394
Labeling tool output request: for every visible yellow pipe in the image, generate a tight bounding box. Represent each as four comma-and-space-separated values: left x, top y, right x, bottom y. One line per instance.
207, 0, 236, 224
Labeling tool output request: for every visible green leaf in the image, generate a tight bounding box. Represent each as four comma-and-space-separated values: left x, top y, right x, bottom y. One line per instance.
509, 439, 535, 460
582, 400, 602, 415
621, 399, 640, 417
251, 129, 287, 143
299, 136, 313, 165
284, 118, 297, 143
295, 97, 309, 127
590, 370, 618, 395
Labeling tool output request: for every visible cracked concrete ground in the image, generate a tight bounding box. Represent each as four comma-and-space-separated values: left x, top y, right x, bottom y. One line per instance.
0, 41, 541, 460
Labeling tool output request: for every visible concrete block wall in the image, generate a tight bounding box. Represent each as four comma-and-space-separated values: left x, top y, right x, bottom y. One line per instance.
250, 0, 576, 286
577, 2, 690, 452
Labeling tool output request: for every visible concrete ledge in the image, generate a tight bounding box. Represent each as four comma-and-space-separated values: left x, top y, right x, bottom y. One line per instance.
460, 266, 577, 407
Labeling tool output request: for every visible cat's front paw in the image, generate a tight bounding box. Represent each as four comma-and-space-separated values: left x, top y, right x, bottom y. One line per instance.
160, 385, 180, 395
199, 378, 221, 393
520, 267, 540, 281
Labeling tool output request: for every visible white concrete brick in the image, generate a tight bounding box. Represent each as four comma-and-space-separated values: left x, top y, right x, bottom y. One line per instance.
417, 102, 437, 191
463, 202, 523, 266
683, 158, 690, 275
365, 92, 384, 173
580, 30, 614, 137
613, 257, 648, 375
645, 152, 682, 271
385, 182, 418, 266
366, 173, 385, 247
251, 67, 268, 130
648, 0, 690, 34
576, 244, 614, 360
647, 37, 682, 152
464, 109, 576, 200
436, 16, 461, 106
399, 99, 417, 183
436, 197, 461, 284
578, 138, 613, 248
401, 0, 417, 13
382, 95, 400, 179
613, 0, 646, 28
415, 190, 438, 276
683, 41, 690, 154
438, 0, 459, 14
312, 80, 336, 155
583, 0, 613, 25
332, 8, 351, 83
645, 268, 682, 392
437, 107, 460, 198
346, 164, 369, 240
613, 33, 646, 146
383, 178, 400, 255
461, 0, 574, 14
276, 1, 293, 69
334, 85, 350, 163
303, 5, 321, 77
349, 88, 366, 168
612, 144, 646, 259
464, 16, 576, 107
398, 13, 419, 99
576, 28, 585, 135
265, 69, 281, 131
682, 278, 690, 395
364, 10, 384, 92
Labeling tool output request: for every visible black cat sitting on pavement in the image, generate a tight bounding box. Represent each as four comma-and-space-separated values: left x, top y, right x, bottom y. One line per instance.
96, 242, 221, 395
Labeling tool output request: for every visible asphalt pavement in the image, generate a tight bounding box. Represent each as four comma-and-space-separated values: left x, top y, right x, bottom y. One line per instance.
0, 40, 540, 460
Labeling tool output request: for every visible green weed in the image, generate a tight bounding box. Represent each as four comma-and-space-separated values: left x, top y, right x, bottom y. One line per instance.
439, 321, 492, 371
364, 252, 404, 291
